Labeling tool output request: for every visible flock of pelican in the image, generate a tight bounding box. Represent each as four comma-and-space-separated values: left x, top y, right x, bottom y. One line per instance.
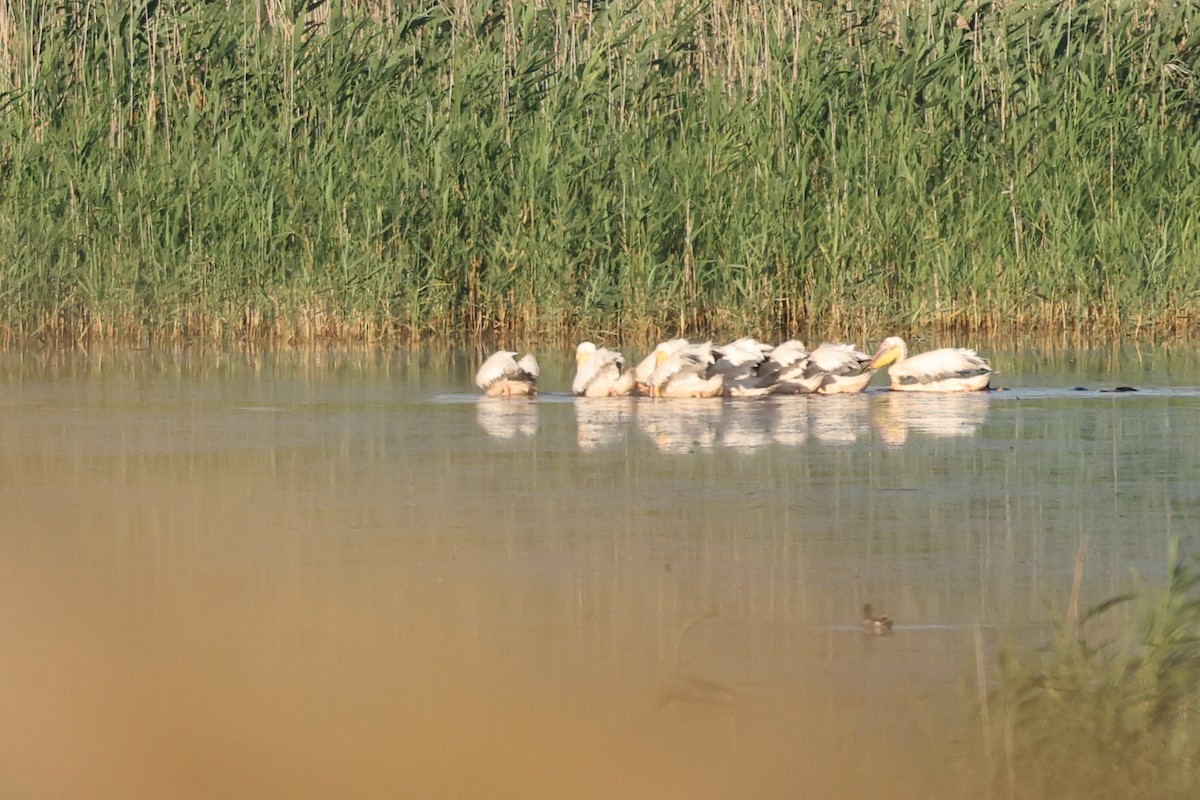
475, 336, 993, 398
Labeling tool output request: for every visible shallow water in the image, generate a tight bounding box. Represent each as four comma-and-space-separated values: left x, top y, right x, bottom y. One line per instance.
2, 344, 1199, 798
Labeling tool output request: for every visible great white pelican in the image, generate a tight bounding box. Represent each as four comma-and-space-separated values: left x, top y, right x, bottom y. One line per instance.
474, 350, 541, 397
647, 341, 725, 398
867, 336, 992, 392
633, 338, 690, 394
572, 342, 637, 397
758, 340, 873, 394
712, 337, 777, 396
807, 342, 876, 395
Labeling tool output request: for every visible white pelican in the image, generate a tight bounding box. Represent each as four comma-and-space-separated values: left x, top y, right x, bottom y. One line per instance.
647, 341, 724, 398
757, 340, 812, 394
867, 336, 992, 392
474, 350, 540, 397
713, 337, 777, 396
633, 338, 690, 394
713, 337, 773, 379
572, 342, 636, 397
808, 343, 876, 395
757, 341, 872, 394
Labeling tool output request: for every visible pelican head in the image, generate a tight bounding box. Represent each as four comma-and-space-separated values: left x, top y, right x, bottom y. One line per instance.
648, 347, 673, 398
868, 336, 907, 370
576, 341, 598, 364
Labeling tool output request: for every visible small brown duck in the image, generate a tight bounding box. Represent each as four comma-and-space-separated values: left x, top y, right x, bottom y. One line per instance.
862, 604, 894, 634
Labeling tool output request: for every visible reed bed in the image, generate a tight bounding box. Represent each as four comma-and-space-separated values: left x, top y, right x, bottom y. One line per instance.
979, 546, 1200, 800
1, 0, 1198, 346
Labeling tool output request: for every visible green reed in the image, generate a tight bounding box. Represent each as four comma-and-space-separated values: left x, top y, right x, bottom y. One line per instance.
979, 546, 1200, 800
0, 0, 1198, 345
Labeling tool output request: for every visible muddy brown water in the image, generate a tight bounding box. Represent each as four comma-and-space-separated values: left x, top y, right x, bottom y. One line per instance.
2, 345, 1199, 798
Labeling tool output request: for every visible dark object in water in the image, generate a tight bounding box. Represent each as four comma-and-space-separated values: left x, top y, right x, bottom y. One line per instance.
1100, 386, 1137, 393
862, 604, 894, 634
1072, 386, 1088, 392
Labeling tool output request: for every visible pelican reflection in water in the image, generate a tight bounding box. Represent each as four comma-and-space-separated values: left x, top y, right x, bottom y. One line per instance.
872, 393, 990, 446
718, 401, 776, 451
573, 397, 637, 450
771, 399, 809, 447
476, 398, 539, 440
808, 395, 872, 445
636, 398, 725, 453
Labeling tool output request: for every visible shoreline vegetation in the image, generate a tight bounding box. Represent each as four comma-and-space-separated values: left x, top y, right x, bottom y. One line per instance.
2, 0, 1199, 347
978, 546, 1200, 800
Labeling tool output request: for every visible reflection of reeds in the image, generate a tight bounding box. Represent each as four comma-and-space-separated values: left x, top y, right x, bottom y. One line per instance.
982, 544, 1200, 799
2, 1, 1199, 344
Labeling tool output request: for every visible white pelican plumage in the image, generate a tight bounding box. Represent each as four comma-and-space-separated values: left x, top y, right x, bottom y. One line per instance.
474, 350, 541, 397
713, 337, 777, 396
757, 341, 873, 394
647, 341, 724, 398
757, 340, 812, 394
633, 338, 690, 394
713, 337, 773, 380
807, 343, 876, 395
572, 342, 636, 397
867, 336, 992, 392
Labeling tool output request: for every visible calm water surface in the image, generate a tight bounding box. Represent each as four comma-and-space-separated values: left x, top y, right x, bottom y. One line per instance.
3, 343, 1200, 798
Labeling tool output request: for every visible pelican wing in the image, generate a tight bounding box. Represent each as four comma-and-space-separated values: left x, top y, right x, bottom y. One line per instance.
516, 353, 540, 379
475, 350, 538, 390
475, 350, 520, 389
573, 347, 624, 395
714, 337, 772, 379
808, 342, 871, 377
634, 338, 689, 384
891, 348, 991, 384
759, 340, 810, 379
649, 342, 716, 389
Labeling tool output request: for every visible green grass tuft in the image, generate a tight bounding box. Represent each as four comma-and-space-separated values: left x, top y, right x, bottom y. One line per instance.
984, 544, 1200, 799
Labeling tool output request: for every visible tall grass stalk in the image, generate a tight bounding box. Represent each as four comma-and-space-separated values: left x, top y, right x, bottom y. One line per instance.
982, 545, 1200, 800
1, 0, 1198, 346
